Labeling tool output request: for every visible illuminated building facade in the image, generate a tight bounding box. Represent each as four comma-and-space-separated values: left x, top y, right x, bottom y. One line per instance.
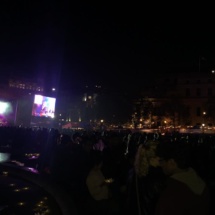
8, 78, 44, 92
133, 71, 215, 128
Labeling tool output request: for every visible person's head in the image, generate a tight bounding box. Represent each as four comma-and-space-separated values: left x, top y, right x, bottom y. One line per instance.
134, 140, 160, 177
156, 140, 191, 176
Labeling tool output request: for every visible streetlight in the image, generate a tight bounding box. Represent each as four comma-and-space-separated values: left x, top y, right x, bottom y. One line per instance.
164, 120, 167, 125
202, 112, 206, 132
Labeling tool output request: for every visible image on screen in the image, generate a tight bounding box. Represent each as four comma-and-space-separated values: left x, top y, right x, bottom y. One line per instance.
32, 95, 56, 118
0, 100, 13, 125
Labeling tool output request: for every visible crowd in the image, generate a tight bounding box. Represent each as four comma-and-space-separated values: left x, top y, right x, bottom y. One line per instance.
0, 126, 215, 215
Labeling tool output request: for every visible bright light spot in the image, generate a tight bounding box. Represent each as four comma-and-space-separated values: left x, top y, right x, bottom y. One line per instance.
0, 153, 10, 162
212, 70, 215, 74
34, 95, 43, 105
0, 102, 9, 114
52, 88, 56, 91
23, 187, 29, 190
18, 202, 25, 206
2, 171, 8, 176
26, 167, 39, 173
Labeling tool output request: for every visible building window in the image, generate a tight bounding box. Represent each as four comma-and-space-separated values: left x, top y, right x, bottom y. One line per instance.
196, 88, 201, 97
18, 84, 25, 89
196, 107, 201, 116
186, 88, 190, 97
208, 88, 213, 96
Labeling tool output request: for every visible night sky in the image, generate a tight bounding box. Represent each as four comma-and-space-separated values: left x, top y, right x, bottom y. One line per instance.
1, 2, 215, 92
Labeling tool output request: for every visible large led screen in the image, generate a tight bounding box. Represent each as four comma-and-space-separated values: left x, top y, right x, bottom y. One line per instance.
32, 95, 56, 118
0, 100, 13, 125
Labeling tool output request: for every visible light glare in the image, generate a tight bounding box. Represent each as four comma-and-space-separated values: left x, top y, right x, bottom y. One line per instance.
0, 102, 8, 114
